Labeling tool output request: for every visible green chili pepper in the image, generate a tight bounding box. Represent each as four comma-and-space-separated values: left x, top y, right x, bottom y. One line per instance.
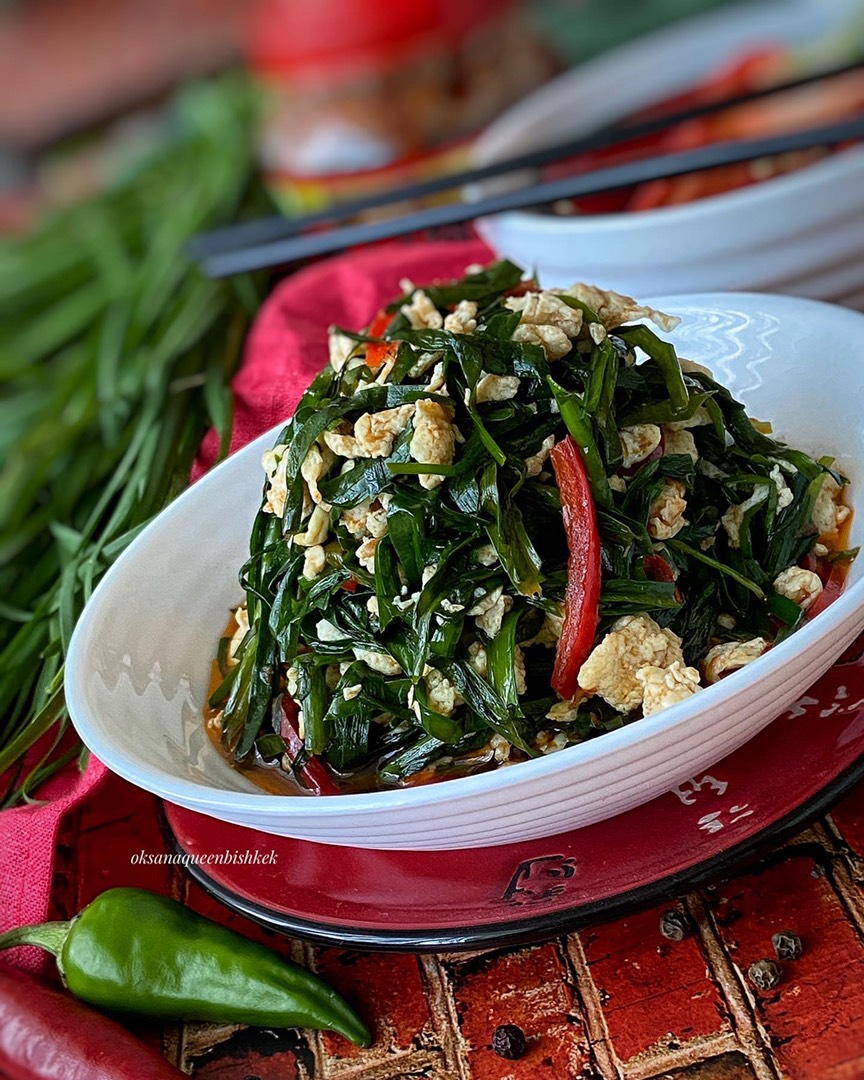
0, 887, 371, 1046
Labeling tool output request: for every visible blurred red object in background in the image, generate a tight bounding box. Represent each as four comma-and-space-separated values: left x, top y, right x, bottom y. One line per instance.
0, 0, 248, 150
248, 0, 555, 214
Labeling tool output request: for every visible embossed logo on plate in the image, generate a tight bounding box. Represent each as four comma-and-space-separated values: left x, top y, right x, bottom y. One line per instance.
501, 855, 577, 905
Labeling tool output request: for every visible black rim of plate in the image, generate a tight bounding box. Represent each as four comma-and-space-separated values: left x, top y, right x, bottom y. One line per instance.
159, 751, 864, 953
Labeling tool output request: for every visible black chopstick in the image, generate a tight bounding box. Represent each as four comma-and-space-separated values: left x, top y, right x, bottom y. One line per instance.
190, 57, 864, 260
199, 114, 864, 278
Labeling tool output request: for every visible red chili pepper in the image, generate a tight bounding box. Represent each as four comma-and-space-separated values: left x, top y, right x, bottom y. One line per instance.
0, 963, 185, 1080
550, 436, 602, 699
365, 309, 398, 369
340, 576, 359, 592
503, 279, 540, 297
644, 553, 683, 604
799, 551, 818, 574
280, 696, 341, 795
644, 553, 676, 582
627, 47, 788, 211
808, 563, 846, 619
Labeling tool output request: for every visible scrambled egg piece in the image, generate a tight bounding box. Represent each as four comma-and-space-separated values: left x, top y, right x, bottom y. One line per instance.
648, 480, 688, 540
321, 425, 360, 458
636, 660, 700, 715
812, 474, 851, 538
769, 464, 794, 510
439, 598, 465, 614
425, 667, 464, 717
293, 504, 330, 547
409, 398, 456, 489
316, 618, 348, 643
620, 424, 661, 469
468, 584, 513, 637
355, 536, 379, 573
408, 349, 443, 379
545, 695, 587, 723
564, 283, 680, 333
426, 361, 447, 394
536, 730, 569, 754
400, 287, 443, 330
366, 498, 390, 538
354, 647, 403, 675
511, 322, 573, 361
506, 290, 583, 337
261, 443, 289, 518
476, 372, 520, 403
721, 488, 768, 549
353, 403, 415, 458
323, 618, 402, 675
490, 733, 512, 764
300, 443, 334, 507
443, 299, 478, 335
663, 427, 698, 462
340, 495, 390, 540
703, 638, 768, 683
328, 328, 357, 372
467, 640, 488, 678
774, 566, 823, 610
302, 544, 326, 579
577, 614, 687, 713
525, 434, 556, 478
475, 543, 499, 566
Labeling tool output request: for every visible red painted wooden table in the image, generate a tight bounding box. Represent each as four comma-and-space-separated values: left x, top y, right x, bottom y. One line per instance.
49, 766, 864, 1080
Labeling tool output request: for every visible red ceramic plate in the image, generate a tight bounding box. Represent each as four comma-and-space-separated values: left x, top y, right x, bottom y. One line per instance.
163, 632, 864, 952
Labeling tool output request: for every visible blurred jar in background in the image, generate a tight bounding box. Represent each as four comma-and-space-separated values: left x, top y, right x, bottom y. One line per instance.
248, 0, 554, 214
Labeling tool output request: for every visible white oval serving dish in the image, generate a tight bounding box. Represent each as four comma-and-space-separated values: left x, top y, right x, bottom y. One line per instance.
66, 292, 864, 850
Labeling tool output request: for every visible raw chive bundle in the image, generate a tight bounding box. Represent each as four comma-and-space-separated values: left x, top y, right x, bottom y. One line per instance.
0, 76, 271, 806
214, 263, 852, 793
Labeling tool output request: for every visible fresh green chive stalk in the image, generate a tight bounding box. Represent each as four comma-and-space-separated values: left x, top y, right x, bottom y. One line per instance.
0, 76, 271, 803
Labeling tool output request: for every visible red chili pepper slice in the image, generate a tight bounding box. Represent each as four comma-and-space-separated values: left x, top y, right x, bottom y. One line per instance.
808, 563, 846, 619
365, 309, 398, 369
550, 436, 602, 699
280, 696, 341, 795
644, 553, 684, 603
644, 553, 676, 582
503, 278, 539, 297
799, 551, 818, 575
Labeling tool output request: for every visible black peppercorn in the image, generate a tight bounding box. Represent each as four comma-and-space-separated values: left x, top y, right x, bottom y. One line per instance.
659, 909, 690, 941
748, 958, 782, 991
771, 930, 803, 961
492, 1024, 528, 1060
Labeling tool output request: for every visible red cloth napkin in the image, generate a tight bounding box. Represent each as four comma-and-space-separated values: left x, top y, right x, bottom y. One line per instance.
0, 238, 491, 966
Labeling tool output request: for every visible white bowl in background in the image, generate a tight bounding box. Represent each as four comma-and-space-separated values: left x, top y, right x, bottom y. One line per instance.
66, 293, 864, 850
471, 0, 864, 302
